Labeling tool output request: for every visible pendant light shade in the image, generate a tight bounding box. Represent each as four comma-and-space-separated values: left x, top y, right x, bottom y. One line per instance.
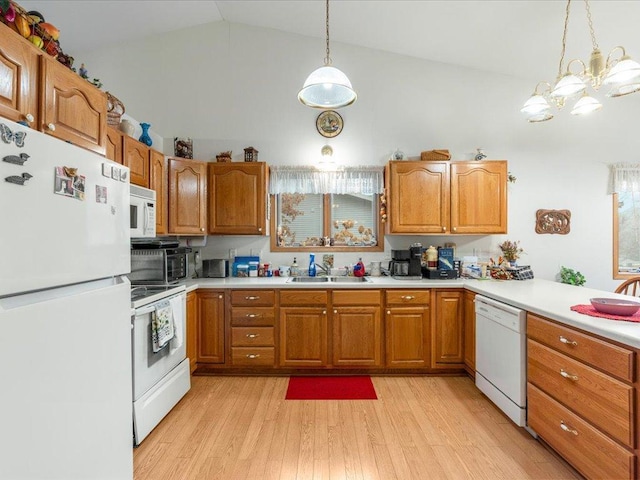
298, 65, 357, 108
570, 93, 602, 115
298, 0, 356, 109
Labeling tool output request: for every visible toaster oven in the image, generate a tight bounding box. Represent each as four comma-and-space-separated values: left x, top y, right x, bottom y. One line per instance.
129, 247, 191, 285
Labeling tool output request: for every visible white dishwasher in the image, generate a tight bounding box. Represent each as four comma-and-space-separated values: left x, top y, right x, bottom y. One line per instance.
475, 295, 527, 427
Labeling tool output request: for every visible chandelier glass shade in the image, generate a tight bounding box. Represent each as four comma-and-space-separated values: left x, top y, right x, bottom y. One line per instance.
298, 0, 356, 109
521, 0, 640, 123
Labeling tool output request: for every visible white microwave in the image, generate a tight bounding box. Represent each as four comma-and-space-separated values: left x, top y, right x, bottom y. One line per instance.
130, 185, 156, 238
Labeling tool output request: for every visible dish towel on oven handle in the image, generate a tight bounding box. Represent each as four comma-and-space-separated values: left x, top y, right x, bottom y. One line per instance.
168, 295, 184, 354
152, 300, 174, 353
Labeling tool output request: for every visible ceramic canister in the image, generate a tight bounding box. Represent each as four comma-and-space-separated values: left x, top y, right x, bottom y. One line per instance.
119, 119, 135, 137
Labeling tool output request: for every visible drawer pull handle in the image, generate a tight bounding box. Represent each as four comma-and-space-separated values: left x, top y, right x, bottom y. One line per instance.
245, 296, 260, 300
246, 333, 259, 338
559, 336, 577, 346
246, 354, 260, 359
559, 369, 579, 381
246, 314, 262, 318
560, 421, 578, 436
401, 295, 415, 300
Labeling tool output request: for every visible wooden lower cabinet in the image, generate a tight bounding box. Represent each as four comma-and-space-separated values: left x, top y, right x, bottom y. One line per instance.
385, 290, 431, 368
332, 290, 382, 367
432, 290, 464, 368
230, 290, 277, 367
186, 291, 197, 373
197, 291, 225, 364
279, 290, 329, 367
527, 313, 636, 480
463, 290, 476, 374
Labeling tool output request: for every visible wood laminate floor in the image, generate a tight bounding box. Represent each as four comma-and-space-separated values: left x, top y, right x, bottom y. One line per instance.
133, 376, 580, 480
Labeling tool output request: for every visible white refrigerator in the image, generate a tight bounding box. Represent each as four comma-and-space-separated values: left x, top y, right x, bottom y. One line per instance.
0, 119, 133, 479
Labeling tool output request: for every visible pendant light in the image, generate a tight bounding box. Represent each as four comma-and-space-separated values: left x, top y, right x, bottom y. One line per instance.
298, 0, 357, 109
521, 0, 640, 122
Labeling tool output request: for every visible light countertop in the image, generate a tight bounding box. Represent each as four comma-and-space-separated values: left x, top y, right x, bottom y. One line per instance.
184, 276, 640, 349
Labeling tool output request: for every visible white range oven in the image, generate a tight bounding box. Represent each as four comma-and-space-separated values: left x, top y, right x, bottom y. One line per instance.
131, 284, 190, 445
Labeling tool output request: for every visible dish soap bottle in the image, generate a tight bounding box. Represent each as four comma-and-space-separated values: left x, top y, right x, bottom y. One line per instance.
353, 258, 366, 277
308, 253, 316, 277
291, 257, 299, 277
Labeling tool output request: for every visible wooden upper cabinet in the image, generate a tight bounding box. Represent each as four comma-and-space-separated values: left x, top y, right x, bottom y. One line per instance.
150, 150, 168, 235
39, 55, 107, 156
388, 161, 450, 234
451, 161, 507, 234
169, 157, 207, 235
123, 136, 149, 187
387, 160, 507, 235
208, 162, 267, 235
0, 23, 39, 127
105, 126, 123, 164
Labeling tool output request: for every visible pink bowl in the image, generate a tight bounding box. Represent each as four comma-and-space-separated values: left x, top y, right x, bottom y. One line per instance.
590, 298, 640, 316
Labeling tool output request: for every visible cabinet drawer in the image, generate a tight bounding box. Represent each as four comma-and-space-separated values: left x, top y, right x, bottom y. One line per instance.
280, 290, 328, 306
385, 290, 430, 306
332, 290, 381, 305
231, 307, 275, 326
527, 383, 634, 480
527, 314, 634, 382
528, 339, 634, 448
231, 290, 275, 306
231, 347, 275, 366
231, 327, 275, 346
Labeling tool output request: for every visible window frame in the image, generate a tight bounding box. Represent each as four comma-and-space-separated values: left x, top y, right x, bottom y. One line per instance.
269, 193, 385, 252
613, 192, 640, 279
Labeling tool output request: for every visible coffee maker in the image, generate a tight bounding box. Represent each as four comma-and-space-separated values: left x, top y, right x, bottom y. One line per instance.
390, 244, 423, 278
408, 243, 423, 277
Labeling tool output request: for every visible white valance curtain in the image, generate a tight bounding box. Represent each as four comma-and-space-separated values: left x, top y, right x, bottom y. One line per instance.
609, 164, 640, 193
269, 165, 384, 195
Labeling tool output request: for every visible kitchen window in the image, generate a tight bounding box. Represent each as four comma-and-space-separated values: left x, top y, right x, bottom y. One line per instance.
269, 166, 384, 252
611, 164, 640, 278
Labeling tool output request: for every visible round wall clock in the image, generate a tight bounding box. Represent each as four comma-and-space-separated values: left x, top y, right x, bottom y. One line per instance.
316, 110, 343, 138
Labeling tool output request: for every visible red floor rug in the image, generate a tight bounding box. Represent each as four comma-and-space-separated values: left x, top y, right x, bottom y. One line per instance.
285, 376, 378, 400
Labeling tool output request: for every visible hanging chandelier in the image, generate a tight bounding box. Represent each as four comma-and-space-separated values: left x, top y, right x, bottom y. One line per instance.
298, 0, 357, 109
521, 0, 640, 122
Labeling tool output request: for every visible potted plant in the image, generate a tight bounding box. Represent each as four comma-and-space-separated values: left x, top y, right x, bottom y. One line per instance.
498, 240, 524, 267
559, 266, 586, 286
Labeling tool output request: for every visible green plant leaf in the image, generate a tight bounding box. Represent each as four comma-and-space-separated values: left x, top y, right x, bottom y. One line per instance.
0, 0, 10, 13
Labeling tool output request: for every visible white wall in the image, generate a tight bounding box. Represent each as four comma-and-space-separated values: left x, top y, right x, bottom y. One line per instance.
86, 21, 640, 291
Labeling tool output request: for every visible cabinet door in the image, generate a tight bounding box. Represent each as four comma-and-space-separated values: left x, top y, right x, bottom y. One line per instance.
463, 290, 476, 373
105, 127, 123, 164
432, 290, 464, 367
333, 306, 382, 367
208, 162, 267, 235
450, 161, 507, 234
279, 307, 328, 367
388, 161, 449, 234
150, 150, 168, 235
123, 136, 149, 187
39, 55, 107, 155
0, 23, 38, 127
186, 291, 198, 373
385, 306, 430, 367
198, 291, 225, 364
169, 157, 207, 235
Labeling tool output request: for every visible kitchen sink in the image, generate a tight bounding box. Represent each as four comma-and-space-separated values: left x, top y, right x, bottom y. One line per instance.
330, 276, 371, 283
287, 276, 371, 283
287, 277, 330, 283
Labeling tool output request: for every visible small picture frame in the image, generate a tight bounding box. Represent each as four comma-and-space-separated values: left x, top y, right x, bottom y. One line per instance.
174, 137, 193, 159
316, 110, 343, 138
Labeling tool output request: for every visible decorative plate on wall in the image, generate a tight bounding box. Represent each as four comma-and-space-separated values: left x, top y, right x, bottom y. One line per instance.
316, 110, 343, 138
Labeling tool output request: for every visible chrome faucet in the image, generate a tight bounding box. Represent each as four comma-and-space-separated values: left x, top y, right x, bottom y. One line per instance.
315, 263, 330, 276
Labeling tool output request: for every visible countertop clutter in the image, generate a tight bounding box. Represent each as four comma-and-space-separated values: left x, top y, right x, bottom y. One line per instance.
184, 276, 640, 349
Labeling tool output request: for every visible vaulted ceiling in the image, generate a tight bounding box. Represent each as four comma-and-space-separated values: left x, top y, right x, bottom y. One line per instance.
17, 1, 640, 81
